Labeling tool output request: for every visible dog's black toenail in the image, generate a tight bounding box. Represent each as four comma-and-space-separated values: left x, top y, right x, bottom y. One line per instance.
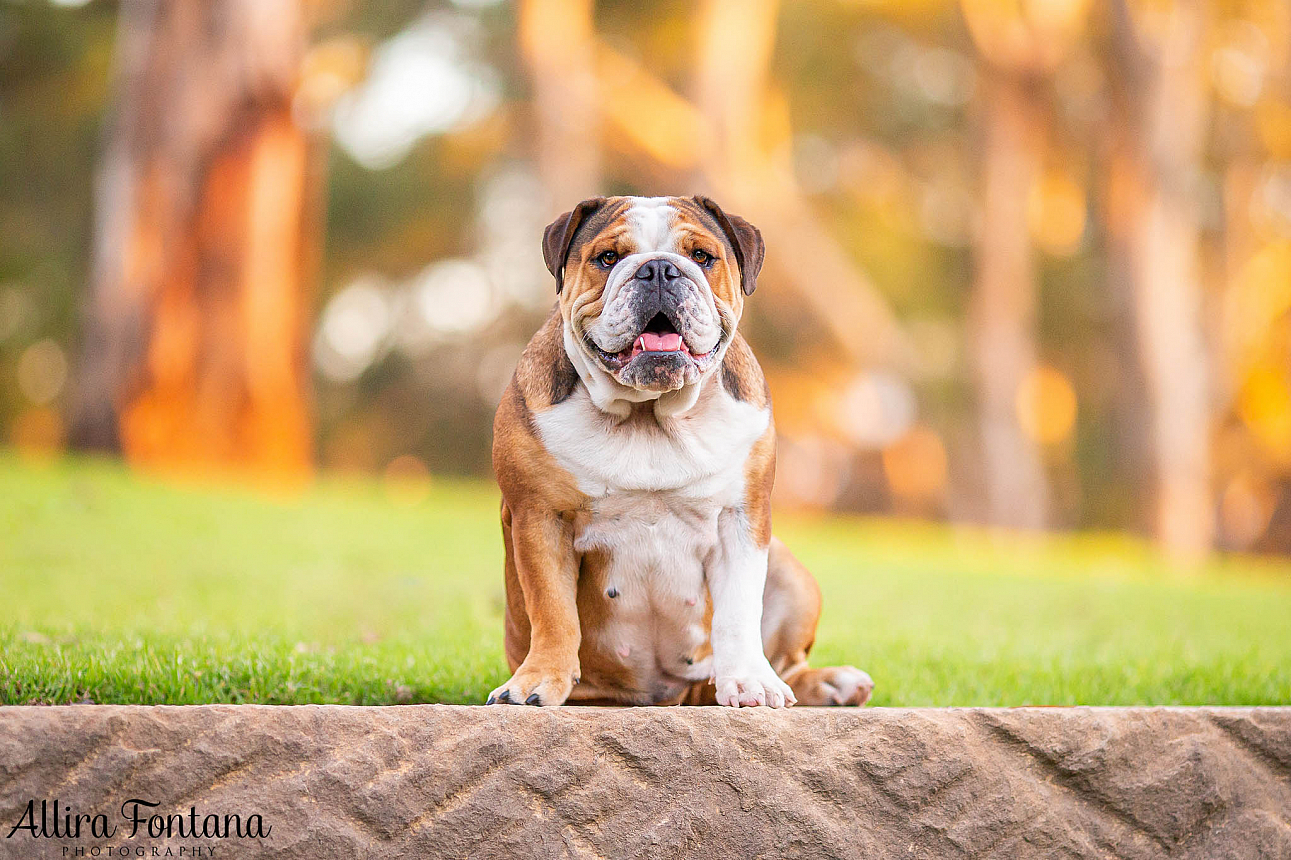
486, 695, 497, 705
496, 690, 511, 703
526, 693, 541, 706
606, 587, 618, 598
684, 657, 694, 665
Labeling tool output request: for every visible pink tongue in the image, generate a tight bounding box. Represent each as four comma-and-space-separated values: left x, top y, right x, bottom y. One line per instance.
635, 332, 683, 352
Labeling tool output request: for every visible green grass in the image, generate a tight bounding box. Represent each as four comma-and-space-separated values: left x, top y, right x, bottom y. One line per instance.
2, 452, 1289, 706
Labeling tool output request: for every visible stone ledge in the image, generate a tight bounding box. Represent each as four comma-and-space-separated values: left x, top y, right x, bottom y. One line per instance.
1, 705, 1288, 859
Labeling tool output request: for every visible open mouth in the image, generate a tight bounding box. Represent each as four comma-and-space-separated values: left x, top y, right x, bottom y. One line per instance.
582, 310, 723, 379
629, 312, 689, 358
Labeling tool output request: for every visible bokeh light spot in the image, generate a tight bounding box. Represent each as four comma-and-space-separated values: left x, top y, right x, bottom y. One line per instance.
1027, 170, 1086, 256
838, 372, 917, 448
1219, 472, 1275, 550
17, 339, 69, 405
383, 454, 432, 506
1016, 365, 1077, 445
1238, 367, 1291, 466
882, 425, 948, 503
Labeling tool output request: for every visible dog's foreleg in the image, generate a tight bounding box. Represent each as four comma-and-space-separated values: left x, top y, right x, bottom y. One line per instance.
487, 508, 581, 706
705, 507, 796, 708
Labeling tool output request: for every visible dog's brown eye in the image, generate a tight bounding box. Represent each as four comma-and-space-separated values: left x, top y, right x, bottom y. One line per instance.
595, 250, 618, 268
691, 249, 714, 266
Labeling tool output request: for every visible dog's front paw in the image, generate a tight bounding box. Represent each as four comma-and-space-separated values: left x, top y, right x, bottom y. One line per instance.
486, 661, 577, 706
715, 661, 796, 708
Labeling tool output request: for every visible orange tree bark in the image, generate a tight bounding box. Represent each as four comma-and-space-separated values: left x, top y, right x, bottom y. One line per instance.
70, 0, 320, 478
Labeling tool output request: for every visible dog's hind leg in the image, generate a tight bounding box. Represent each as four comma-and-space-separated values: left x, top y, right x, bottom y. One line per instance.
762, 537, 874, 707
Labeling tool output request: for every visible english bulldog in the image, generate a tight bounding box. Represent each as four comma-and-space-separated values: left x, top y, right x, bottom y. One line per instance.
488, 195, 874, 708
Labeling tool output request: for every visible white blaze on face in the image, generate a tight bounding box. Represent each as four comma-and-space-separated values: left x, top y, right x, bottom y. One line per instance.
624, 197, 677, 249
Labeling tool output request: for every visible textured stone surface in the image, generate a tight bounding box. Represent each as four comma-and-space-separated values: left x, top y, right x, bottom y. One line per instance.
1, 706, 1289, 859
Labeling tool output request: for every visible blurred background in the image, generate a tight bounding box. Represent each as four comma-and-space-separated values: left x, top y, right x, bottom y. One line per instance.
2, 0, 1289, 560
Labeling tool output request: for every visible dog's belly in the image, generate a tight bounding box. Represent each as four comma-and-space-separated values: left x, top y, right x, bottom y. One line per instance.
571, 492, 717, 704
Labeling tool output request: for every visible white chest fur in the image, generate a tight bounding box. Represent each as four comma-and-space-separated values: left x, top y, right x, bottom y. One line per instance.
533, 377, 771, 697
533, 378, 769, 500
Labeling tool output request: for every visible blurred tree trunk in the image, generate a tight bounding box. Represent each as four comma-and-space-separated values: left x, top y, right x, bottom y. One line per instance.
518, 0, 601, 210
693, 0, 911, 369
967, 71, 1052, 530
1106, 0, 1213, 558
69, 0, 320, 478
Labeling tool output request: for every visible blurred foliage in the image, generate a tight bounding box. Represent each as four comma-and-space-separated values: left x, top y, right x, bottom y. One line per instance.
2, 0, 1290, 553
0, 0, 115, 443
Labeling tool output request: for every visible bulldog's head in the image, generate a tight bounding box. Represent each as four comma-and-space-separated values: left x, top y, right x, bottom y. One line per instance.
542, 195, 765, 394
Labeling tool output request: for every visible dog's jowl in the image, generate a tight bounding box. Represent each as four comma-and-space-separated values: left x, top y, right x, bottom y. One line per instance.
489, 195, 874, 708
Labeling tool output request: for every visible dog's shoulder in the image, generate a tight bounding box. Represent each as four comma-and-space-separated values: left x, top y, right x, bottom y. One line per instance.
514, 307, 580, 411
719, 332, 770, 410
492, 308, 585, 508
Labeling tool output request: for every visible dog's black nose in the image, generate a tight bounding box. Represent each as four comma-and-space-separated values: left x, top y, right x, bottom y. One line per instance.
634, 259, 683, 286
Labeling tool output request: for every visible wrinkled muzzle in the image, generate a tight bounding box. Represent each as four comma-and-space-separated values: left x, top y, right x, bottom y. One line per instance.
580, 253, 728, 392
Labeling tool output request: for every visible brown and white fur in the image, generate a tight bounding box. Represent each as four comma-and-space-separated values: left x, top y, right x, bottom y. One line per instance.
488, 195, 873, 708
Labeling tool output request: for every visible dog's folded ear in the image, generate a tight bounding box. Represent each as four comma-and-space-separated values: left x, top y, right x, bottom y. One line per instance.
542, 197, 608, 293
693, 196, 765, 295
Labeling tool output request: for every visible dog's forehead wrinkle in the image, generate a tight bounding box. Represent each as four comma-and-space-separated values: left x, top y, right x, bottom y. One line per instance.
625, 197, 681, 250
